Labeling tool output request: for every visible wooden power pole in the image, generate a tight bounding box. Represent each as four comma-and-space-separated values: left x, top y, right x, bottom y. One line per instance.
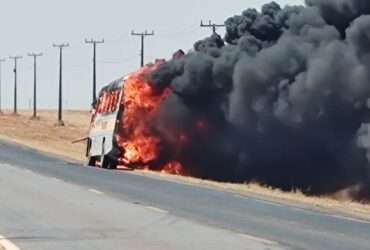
0, 58, 6, 114
9, 56, 22, 114
28, 52, 43, 119
53, 43, 69, 126
85, 39, 104, 105
200, 20, 225, 34
131, 30, 154, 67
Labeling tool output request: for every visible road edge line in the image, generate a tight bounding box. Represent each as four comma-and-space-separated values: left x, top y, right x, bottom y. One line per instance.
238, 233, 278, 246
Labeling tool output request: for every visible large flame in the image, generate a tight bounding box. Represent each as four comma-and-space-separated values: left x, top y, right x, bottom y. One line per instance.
116, 64, 185, 175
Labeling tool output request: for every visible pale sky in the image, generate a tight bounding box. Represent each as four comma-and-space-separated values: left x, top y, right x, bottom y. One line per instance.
0, 0, 304, 110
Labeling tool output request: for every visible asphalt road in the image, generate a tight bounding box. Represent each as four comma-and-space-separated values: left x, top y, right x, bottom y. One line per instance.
0, 141, 369, 250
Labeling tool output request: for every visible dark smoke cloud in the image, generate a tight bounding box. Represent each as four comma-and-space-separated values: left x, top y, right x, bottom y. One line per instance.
149, 1, 370, 199
194, 33, 225, 53
306, 0, 370, 35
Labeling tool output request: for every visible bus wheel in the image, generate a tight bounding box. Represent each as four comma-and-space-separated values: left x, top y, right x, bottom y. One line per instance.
108, 158, 118, 170
101, 155, 118, 170
87, 156, 98, 167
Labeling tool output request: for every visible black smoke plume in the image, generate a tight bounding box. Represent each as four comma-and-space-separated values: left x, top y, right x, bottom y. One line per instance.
149, 0, 370, 199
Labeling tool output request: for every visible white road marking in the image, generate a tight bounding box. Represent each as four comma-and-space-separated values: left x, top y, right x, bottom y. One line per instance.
0, 235, 20, 250
88, 189, 104, 195
233, 194, 248, 200
327, 214, 370, 224
289, 207, 370, 224
289, 207, 307, 212
233, 194, 283, 208
255, 199, 283, 207
238, 233, 278, 246
51, 177, 62, 182
145, 206, 168, 214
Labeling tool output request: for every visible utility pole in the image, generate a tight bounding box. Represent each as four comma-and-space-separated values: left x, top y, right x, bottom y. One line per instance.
28, 52, 43, 119
200, 20, 225, 34
131, 30, 154, 67
9, 56, 22, 115
0, 58, 6, 114
53, 43, 69, 126
85, 38, 104, 105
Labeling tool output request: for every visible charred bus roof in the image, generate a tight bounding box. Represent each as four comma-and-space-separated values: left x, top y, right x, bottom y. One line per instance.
98, 77, 124, 96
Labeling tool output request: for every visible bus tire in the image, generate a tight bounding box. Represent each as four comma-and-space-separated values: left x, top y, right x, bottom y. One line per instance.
101, 155, 118, 170
87, 156, 98, 167
108, 158, 118, 170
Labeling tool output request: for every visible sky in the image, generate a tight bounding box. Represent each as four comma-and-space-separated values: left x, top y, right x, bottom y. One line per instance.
0, 0, 304, 110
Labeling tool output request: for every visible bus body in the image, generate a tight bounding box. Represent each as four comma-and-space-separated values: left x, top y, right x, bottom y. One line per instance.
86, 54, 184, 170
86, 76, 126, 169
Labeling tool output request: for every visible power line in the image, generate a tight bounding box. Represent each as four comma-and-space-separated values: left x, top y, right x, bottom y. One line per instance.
105, 34, 131, 45
0, 58, 6, 114
200, 20, 225, 34
9, 55, 22, 114
85, 38, 104, 106
53, 43, 69, 126
158, 22, 197, 37
28, 52, 43, 119
131, 30, 154, 67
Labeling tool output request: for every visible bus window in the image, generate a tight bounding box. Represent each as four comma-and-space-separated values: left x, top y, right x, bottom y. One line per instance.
95, 90, 122, 116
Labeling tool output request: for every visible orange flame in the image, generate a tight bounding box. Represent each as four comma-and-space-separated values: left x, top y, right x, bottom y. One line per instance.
161, 161, 184, 175
117, 64, 184, 174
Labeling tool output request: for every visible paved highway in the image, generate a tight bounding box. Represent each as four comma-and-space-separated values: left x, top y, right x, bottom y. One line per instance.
0, 140, 369, 250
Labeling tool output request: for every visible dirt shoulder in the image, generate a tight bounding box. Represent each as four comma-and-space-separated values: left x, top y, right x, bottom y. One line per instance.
0, 110, 369, 221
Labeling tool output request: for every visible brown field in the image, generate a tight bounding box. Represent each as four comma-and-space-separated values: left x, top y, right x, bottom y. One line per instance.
0, 110, 369, 220
0, 110, 90, 162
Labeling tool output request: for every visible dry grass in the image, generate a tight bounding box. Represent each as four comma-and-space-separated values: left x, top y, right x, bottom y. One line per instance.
0, 110, 369, 220
129, 170, 370, 220
0, 110, 90, 162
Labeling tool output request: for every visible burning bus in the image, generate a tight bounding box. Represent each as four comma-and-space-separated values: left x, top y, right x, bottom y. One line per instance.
86, 60, 184, 174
